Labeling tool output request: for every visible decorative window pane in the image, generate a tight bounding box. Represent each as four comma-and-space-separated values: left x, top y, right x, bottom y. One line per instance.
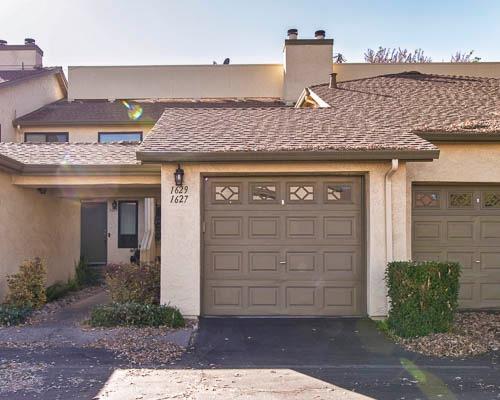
415, 191, 439, 208
449, 192, 473, 208
326, 184, 352, 202
484, 192, 500, 208
289, 185, 314, 201
214, 185, 239, 202
252, 185, 277, 201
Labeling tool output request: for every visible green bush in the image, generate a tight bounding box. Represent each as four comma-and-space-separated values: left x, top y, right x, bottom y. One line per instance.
45, 279, 79, 302
5, 257, 47, 309
75, 257, 100, 287
89, 302, 184, 328
105, 263, 160, 305
0, 305, 32, 326
386, 261, 461, 338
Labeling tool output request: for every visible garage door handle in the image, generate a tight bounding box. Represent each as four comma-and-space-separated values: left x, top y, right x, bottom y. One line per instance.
280, 261, 287, 264
475, 260, 481, 263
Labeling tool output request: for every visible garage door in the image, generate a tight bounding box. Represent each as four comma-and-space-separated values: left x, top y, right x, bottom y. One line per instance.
203, 176, 364, 316
412, 185, 500, 309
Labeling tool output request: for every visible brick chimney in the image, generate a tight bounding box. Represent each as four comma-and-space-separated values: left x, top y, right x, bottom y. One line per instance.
0, 38, 43, 70
283, 29, 333, 104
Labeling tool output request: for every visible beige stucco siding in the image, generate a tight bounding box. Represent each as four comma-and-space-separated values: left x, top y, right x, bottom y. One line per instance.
160, 161, 408, 318
0, 170, 80, 299
0, 74, 65, 142
68, 65, 284, 101
18, 125, 152, 143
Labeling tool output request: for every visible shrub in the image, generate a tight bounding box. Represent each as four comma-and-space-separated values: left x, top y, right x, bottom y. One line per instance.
5, 257, 47, 309
386, 261, 461, 338
89, 302, 184, 328
0, 305, 32, 326
75, 257, 100, 287
105, 263, 160, 304
45, 279, 79, 302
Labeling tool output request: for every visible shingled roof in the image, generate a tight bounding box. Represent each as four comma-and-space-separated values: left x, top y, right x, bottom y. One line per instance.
0, 67, 65, 90
0, 142, 140, 172
14, 98, 284, 126
137, 107, 438, 161
309, 72, 500, 137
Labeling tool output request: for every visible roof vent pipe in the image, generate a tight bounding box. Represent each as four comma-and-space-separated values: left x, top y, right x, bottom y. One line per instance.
287, 28, 298, 40
315, 30, 326, 39
0, 40, 7, 45
24, 38, 35, 45
329, 72, 337, 89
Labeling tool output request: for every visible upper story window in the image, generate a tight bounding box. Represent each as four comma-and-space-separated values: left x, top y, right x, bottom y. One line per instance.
98, 132, 143, 143
25, 132, 69, 143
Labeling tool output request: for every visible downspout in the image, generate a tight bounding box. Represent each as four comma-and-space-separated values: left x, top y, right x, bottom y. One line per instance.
385, 159, 399, 263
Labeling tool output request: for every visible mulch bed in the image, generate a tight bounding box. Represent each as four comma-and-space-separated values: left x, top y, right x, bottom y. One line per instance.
398, 312, 500, 358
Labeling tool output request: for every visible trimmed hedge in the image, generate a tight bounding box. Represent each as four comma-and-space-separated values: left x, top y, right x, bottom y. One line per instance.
89, 302, 184, 328
0, 305, 32, 326
386, 261, 461, 338
5, 257, 47, 309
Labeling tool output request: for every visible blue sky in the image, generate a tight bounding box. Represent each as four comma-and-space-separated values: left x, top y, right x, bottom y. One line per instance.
1, 0, 499, 67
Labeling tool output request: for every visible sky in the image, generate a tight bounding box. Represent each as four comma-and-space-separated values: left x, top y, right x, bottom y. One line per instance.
1, 0, 499, 68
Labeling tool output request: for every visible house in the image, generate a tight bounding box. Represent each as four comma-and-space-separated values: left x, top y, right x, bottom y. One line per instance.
0, 30, 499, 318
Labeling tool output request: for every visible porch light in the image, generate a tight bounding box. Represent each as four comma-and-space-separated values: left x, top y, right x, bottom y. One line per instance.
174, 164, 184, 186
112, 200, 118, 210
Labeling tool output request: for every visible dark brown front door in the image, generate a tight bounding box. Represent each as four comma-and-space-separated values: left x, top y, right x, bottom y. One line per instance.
203, 176, 364, 316
81, 202, 108, 265
413, 185, 500, 309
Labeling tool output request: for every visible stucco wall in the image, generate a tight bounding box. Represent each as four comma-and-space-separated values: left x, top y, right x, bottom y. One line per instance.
18, 125, 152, 143
0, 170, 80, 299
68, 65, 284, 100
160, 161, 407, 318
0, 74, 65, 142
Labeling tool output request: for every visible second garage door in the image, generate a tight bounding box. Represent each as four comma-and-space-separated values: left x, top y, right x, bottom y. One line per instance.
203, 176, 364, 316
413, 185, 500, 309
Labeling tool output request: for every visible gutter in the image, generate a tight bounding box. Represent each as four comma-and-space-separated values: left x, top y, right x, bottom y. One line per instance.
136, 150, 439, 163
384, 159, 399, 264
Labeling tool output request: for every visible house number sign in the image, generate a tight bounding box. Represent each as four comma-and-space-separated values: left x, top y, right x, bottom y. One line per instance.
170, 185, 189, 204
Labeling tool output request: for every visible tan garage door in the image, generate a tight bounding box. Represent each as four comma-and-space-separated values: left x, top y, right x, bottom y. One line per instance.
413, 185, 500, 309
202, 176, 364, 316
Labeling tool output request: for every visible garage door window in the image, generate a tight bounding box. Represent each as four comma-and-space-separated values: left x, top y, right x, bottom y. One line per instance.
414, 191, 440, 208
251, 184, 278, 202
449, 192, 473, 208
214, 184, 240, 203
484, 192, 500, 208
326, 184, 352, 202
288, 184, 314, 201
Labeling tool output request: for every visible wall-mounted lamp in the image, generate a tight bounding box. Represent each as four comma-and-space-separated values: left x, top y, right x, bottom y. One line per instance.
174, 164, 184, 186
112, 200, 118, 210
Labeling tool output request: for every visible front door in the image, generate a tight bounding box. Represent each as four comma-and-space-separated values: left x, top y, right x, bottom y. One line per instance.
81, 202, 108, 265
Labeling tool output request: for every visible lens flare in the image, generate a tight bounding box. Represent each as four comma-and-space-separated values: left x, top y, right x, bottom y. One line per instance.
121, 100, 143, 121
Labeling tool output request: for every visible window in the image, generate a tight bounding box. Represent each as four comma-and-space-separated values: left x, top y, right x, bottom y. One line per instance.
414, 191, 440, 208
251, 184, 278, 202
449, 192, 473, 208
325, 184, 352, 202
118, 201, 138, 248
288, 184, 315, 201
25, 132, 69, 142
98, 132, 143, 143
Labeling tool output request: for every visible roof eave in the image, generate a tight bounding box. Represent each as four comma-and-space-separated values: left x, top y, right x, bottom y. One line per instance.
136, 149, 440, 163
417, 132, 500, 142
17, 163, 160, 176
0, 154, 23, 173
0, 68, 66, 93
13, 120, 155, 128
